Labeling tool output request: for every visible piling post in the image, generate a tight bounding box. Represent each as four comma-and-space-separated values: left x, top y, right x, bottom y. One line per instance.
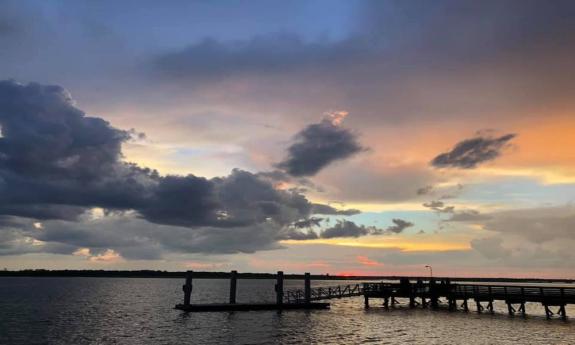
363, 283, 369, 308
229, 270, 237, 304
462, 299, 469, 312
183, 270, 193, 306
544, 304, 553, 319
507, 302, 516, 316
487, 300, 494, 314
304, 272, 311, 304
559, 305, 567, 321
275, 271, 284, 306
476, 300, 483, 313
430, 279, 438, 308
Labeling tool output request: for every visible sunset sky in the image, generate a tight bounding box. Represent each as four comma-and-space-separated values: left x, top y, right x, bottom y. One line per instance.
1, 0, 574, 278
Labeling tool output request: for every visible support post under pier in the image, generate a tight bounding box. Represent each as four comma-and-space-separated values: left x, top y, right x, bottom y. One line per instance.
304, 272, 311, 304
229, 270, 237, 304
183, 270, 193, 306
275, 271, 284, 307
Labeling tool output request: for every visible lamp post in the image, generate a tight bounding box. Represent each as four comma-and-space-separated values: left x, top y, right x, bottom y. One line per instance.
425, 265, 433, 279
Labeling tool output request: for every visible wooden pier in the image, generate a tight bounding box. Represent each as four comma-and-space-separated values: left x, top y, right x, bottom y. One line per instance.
175, 270, 330, 312
176, 272, 574, 319
286, 278, 575, 320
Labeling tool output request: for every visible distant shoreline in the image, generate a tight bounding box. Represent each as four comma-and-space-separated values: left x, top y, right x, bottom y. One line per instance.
0, 270, 573, 283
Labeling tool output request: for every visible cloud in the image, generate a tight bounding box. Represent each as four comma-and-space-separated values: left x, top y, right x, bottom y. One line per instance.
318, 162, 441, 203
319, 220, 371, 239
423, 200, 444, 209
291, 217, 323, 229
385, 218, 414, 234
422, 200, 454, 214
0, 80, 366, 256
153, 33, 360, 83
431, 133, 516, 169
310, 203, 360, 216
275, 111, 365, 177
417, 185, 434, 195
481, 205, 575, 243
470, 237, 511, 259
315, 217, 414, 239
447, 209, 492, 222
356, 255, 382, 267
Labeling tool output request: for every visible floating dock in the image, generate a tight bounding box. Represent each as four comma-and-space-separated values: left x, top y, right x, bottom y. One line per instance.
175, 271, 330, 312
175, 302, 329, 312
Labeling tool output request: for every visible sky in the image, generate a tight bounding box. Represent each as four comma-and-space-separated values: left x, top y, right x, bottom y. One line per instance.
1, 0, 574, 278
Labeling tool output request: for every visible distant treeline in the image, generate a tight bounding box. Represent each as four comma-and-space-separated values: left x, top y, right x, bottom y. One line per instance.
0, 269, 573, 283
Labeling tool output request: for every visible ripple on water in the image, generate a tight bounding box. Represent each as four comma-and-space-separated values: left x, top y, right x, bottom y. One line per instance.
0, 277, 574, 345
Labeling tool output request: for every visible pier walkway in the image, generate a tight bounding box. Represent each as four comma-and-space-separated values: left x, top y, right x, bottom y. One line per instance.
175, 271, 574, 319
284, 280, 575, 319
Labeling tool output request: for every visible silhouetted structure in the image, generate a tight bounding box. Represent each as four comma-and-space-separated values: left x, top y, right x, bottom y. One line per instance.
286, 279, 574, 320
175, 270, 329, 312
175, 273, 574, 319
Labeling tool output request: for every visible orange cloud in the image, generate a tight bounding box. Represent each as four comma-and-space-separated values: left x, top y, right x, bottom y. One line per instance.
356, 255, 382, 266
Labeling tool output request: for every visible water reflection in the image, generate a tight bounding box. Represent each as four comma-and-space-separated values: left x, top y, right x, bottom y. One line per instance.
1, 277, 574, 345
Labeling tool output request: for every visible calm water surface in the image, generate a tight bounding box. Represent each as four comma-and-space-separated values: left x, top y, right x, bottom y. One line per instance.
1, 277, 574, 344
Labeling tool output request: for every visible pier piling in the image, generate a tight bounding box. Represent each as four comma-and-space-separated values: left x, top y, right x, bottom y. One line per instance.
304, 272, 311, 304
275, 271, 284, 306
183, 270, 193, 306
229, 270, 237, 304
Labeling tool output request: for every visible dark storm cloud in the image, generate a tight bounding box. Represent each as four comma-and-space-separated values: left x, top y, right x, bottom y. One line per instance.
153, 1, 575, 83
315, 217, 414, 239
430, 134, 516, 169
0, 80, 357, 256
0, 80, 156, 219
292, 217, 323, 229
0, 205, 85, 221
384, 218, 414, 234
150, 0, 575, 117
319, 220, 371, 239
276, 113, 365, 177
310, 203, 360, 216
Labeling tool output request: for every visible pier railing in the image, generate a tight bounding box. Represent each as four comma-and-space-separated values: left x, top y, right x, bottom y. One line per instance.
285, 283, 363, 304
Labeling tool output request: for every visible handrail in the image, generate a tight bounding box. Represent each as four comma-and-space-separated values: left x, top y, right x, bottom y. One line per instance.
284, 282, 575, 304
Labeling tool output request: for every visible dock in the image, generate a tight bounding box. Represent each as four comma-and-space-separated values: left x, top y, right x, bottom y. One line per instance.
174, 271, 330, 312
175, 271, 574, 319
175, 302, 329, 312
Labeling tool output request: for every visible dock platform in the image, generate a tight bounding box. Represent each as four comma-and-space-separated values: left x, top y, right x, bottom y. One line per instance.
175, 302, 330, 312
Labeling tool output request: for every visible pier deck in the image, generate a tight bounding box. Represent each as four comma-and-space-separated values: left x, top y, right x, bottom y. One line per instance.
175, 270, 574, 319
175, 302, 329, 312
285, 280, 575, 319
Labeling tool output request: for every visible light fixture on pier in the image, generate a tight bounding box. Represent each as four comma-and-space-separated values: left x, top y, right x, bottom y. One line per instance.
425, 265, 433, 279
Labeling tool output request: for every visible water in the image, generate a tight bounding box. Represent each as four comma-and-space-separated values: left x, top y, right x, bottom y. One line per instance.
1, 277, 574, 344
